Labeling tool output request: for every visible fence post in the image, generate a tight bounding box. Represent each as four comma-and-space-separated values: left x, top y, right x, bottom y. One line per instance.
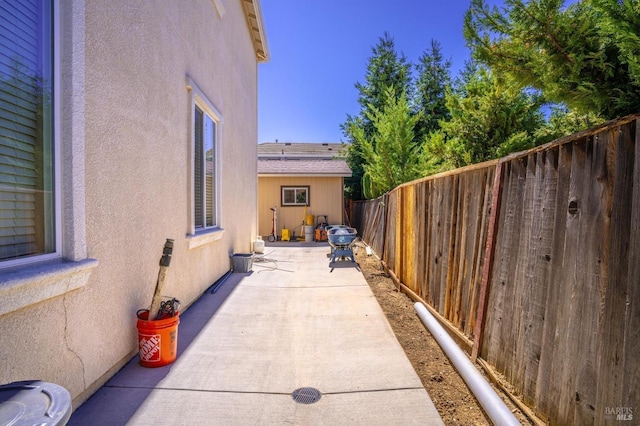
381, 192, 388, 261
471, 161, 505, 362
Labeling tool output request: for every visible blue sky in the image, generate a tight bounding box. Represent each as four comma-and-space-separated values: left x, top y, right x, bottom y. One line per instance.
258, 1, 494, 144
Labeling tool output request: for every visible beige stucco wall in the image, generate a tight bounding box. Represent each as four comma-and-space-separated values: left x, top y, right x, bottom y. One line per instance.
257, 176, 346, 238
0, 0, 261, 406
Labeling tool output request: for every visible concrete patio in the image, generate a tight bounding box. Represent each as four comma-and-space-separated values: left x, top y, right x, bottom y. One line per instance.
69, 245, 443, 425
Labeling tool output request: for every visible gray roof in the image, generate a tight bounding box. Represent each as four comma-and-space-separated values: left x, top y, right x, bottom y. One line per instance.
258, 159, 352, 177
258, 142, 347, 160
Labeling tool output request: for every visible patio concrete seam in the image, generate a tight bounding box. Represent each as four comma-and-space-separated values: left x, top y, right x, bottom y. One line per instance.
241, 284, 366, 289
100, 386, 294, 397
314, 387, 426, 396
101, 385, 426, 396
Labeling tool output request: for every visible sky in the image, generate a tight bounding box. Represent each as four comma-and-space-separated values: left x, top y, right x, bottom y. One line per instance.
258, 0, 496, 144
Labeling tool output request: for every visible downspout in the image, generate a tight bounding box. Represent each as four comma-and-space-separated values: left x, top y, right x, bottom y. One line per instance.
414, 302, 520, 426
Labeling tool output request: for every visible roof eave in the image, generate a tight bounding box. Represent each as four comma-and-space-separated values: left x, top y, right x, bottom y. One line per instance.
242, 0, 270, 62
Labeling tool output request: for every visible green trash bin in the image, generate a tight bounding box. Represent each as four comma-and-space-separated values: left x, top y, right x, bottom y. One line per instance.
0, 380, 72, 425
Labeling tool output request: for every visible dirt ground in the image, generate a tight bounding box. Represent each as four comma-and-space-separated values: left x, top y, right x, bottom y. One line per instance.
354, 248, 534, 426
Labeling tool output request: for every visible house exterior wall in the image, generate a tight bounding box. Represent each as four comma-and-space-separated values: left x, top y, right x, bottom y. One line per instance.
0, 0, 261, 406
258, 176, 345, 238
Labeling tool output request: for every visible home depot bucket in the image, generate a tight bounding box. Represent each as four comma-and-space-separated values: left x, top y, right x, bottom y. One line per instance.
136, 310, 180, 368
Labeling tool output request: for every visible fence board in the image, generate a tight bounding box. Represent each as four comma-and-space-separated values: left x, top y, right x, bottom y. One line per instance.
573, 131, 612, 424
472, 163, 502, 361
434, 177, 446, 313
423, 181, 435, 306
404, 185, 417, 291
370, 198, 385, 256
622, 119, 640, 416
467, 168, 492, 336
444, 175, 459, 321
509, 152, 535, 393
534, 143, 572, 421
453, 174, 467, 328
484, 158, 527, 375
416, 182, 428, 302
456, 169, 489, 334
596, 121, 637, 422
427, 178, 444, 311
384, 191, 397, 271
394, 188, 403, 277
622, 120, 640, 416
511, 151, 555, 407
443, 176, 457, 316
555, 138, 588, 425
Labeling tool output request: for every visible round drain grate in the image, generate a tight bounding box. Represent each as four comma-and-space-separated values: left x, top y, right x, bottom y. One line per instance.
291, 387, 321, 404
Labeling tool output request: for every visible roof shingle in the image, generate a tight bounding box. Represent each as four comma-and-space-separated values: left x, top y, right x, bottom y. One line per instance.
258, 159, 351, 176
258, 142, 347, 159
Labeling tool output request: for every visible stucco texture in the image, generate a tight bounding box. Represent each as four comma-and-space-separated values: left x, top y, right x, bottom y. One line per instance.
0, 0, 261, 406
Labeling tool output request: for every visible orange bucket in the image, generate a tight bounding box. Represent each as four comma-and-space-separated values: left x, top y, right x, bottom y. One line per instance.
136, 310, 180, 368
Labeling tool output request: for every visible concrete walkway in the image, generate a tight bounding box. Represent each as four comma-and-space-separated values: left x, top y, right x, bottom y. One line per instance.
70, 246, 443, 425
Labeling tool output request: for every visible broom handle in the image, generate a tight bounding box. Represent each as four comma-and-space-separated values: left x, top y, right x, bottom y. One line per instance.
149, 239, 174, 320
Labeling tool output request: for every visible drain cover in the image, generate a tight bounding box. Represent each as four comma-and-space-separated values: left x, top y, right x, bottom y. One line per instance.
291, 387, 321, 404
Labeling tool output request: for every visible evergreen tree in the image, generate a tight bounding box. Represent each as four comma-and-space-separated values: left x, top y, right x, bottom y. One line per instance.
463, 0, 640, 119
414, 39, 452, 140
592, 0, 640, 85
353, 32, 413, 139
342, 32, 412, 200
535, 105, 605, 143
350, 87, 426, 199
424, 67, 545, 173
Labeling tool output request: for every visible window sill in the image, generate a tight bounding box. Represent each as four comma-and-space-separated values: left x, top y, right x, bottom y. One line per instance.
187, 227, 225, 250
0, 258, 99, 316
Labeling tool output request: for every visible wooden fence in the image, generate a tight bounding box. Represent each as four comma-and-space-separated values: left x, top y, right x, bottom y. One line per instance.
350, 114, 640, 425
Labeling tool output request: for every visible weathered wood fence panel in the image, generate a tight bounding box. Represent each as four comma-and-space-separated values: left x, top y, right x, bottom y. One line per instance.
352, 196, 386, 256
594, 121, 639, 424
351, 114, 640, 425
373, 163, 497, 337
484, 135, 615, 424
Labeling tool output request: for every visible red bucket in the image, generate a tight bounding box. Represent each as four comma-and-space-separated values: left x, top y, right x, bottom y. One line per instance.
136, 310, 180, 368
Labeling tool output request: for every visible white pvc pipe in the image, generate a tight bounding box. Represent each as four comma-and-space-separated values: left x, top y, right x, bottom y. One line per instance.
414, 302, 520, 426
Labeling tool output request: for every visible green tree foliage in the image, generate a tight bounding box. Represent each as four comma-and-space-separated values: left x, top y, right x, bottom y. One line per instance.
350, 87, 426, 199
593, 0, 640, 85
342, 32, 412, 200
535, 105, 605, 142
353, 32, 413, 139
342, 17, 617, 200
425, 67, 545, 173
463, 0, 640, 119
414, 39, 452, 140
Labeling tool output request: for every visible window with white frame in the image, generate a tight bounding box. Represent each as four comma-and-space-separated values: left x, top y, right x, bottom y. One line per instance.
188, 79, 221, 234
281, 186, 309, 206
0, 0, 59, 266
0, 0, 96, 316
